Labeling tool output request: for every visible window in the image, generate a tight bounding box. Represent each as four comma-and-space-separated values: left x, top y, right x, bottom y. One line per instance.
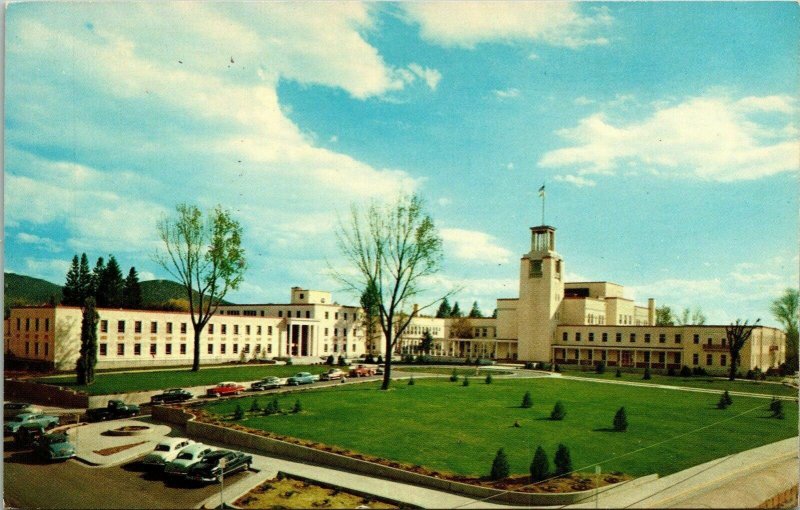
324, 328, 329, 336
100, 343, 107, 356
693, 334, 700, 344
233, 344, 238, 354
644, 333, 651, 343
630, 333, 636, 343
134, 343, 141, 356
268, 326, 273, 335
706, 354, 713, 366
24, 342, 29, 355
35, 318, 40, 331
278, 311, 283, 318
244, 310, 257, 316
530, 259, 543, 277
562, 332, 568, 342
244, 344, 250, 353
335, 312, 339, 320
325, 312, 329, 319
16, 318, 20, 331
267, 344, 272, 353
575, 332, 581, 342
299, 293, 304, 299
693, 353, 699, 365
167, 322, 173, 334
334, 328, 338, 336
221, 344, 226, 354
233, 325, 239, 335
208, 344, 214, 354
181, 323, 187, 334
208, 324, 214, 334
602, 333, 608, 342
101, 320, 108, 333
324, 344, 328, 353
721, 338, 726, 347
150, 321, 158, 334
659, 333, 666, 343
44, 343, 49, 356
180, 344, 187, 355
658, 352, 666, 363
117, 343, 125, 356
344, 313, 348, 320
589, 332, 595, 342
674, 334, 682, 344
333, 344, 338, 352
118, 320, 126, 333
166, 344, 172, 355
296, 311, 301, 318
255, 344, 261, 353
707, 338, 713, 346
256, 325, 262, 335
306, 311, 311, 319
720, 354, 727, 366
675, 353, 681, 365
352, 344, 356, 352
343, 329, 348, 338
134, 321, 142, 334
25, 318, 30, 331
150, 343, 157, 356
221, 324, 227, 335
615, 333, 622, 342
245, 325, 251, 335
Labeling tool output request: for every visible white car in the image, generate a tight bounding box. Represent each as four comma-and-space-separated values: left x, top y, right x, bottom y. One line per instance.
141, 437, 195, 469
164, 443, 215, 477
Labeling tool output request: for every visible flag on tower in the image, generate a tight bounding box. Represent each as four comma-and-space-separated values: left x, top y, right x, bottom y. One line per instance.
538, 184, 545, 197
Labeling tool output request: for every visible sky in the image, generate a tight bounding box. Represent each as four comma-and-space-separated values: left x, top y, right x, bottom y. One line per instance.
4, 2, 798, 326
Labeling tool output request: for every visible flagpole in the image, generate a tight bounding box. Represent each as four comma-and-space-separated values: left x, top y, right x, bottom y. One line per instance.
541, 191, 545, 226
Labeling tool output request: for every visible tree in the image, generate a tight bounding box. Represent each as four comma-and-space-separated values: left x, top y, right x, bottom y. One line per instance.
521, 391, 533, 408
596, 361, 606, 374
333, 194, 450, 390
62, 255, 81, 306
553, 444, 572, 476
450, 316, 474, 340
122, 267, 143, 309
485, 373, 493, 384
90, 257, 105, 303
78, 254, 92, 305
675, 306, 707, 326
530, 446, 549, 482
360, 279, 381, 354
726, 319, 760, 381
75, 297, 99, 385
613, 407, 628, 431
770, 398, 784, 419
490, 448, 510, 480
436, 298, 452, 318
468, 301, 483, 318
550, 401, 566, 420
154, 203, 247, 371
643, 367, 651, 380
450, 302, 463, 318
491, 308, 498, 319
655, 305, 675, 326
233, 404, 244, 420
771, 289, 799, 371
419, 330, 434, 355
97, 255, 124, 308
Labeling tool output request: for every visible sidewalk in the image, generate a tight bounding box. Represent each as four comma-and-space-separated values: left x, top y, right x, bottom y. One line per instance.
67, 417, 173, 467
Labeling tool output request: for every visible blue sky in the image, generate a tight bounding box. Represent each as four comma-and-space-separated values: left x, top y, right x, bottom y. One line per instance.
4, 2, 798, 326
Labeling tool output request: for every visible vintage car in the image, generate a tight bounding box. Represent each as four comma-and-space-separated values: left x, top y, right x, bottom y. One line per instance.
185, 450, 253, 483
206, 382, 246, 397
150, 388, 193, 404
319, 369, 345, 381
14, 422, 47, 447
349, 365, 376, 377
164, 443, 216, 478
286, 372, 315, 386
86, 400, 140, 422
34, 432, 76, 461
141, 437, 196, 469
4, 402, 42, 420
250, 377, 282, 391
4, 413, 60, 435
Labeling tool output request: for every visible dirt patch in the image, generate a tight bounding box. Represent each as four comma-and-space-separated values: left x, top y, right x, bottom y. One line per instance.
235, 476, 397, 509
93, 441, 146, 456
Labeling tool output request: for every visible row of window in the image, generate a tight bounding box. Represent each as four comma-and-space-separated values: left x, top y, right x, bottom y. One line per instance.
14, 317, 50, 332
694, 353, 727, 366
99, 320, 271, 337
22, 341, 49, 357
558, 349, 728, 367
473, 328, 494, 338
98, 342, 274, 357
561, 331, 728, 346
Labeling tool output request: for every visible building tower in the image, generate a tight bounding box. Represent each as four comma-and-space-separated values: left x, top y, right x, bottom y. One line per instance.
517, 225, 564, 361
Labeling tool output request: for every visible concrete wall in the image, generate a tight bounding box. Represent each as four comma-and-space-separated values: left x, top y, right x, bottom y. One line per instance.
4, 379, 89, 407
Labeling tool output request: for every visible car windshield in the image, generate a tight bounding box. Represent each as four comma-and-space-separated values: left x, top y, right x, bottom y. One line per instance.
155, 444, 172, 452
44, 434, 67, 444
5, 403, 25, 410
7, 416, 25, 422
176, 452, 195, 460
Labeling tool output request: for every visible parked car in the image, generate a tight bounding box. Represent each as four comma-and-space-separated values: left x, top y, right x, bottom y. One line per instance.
349, 365, 376, 377
4, 402, 42, 420
14, 422, 47, 447
375, 366, 385, 375
185, 449, 252, 483
286, 372, 315, 386
250, 377, 282, 391
164, 443, 216, 478
319, 369, 345, 381
206, 382, 246, 397
141, 438, 195, 469
4, 413, 60, 435
150, 388, 193, 404
34, 432, 76, 461
86, 400, 140, 422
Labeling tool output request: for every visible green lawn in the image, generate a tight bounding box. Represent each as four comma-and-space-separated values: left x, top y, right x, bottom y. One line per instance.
557, 368, 798, 396
204, 377, 797, 478
395, 366, 513, 377
36, 364, 329, 395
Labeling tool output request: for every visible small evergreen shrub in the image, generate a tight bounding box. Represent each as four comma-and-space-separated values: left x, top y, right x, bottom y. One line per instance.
490, 448, 510, 480
285, 358, 293, 366
450, 369, 459, 382
292, 399, 302, 414
485, 373, 493, 384
403, 354, 414, 364
464, 357, 472, 365
250, 399, 261, 413
596, 361, 606, 374
233, 404, 244, 420
615, 368, 622, 378
530, 446, 550, 482
540, 362, 551, 371
680, 365, 692, 377
262, 400, 275, 416
326, 355, 334, 365
667, 367, 676, 376
524, 362, 535, 369
722, 390, 733, 406
613, 407, 628, 431
338, 356, 347, 366
365, 354, 375, 364
553, 444, 572, 476
770, 398, 784, 419
550, 401, 566, 420
377, 355, 383, 364
643, 367, 652, 380
554, 364, 561, 373
716, 394, 729, 409
408, 376, 415, 386
462, 377, 470, 387
266, 397, 280, 415
521, 391, 533, 408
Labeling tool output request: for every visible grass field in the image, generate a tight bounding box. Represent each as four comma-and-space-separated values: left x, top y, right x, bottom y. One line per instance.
203, 377, 798, 478
36, 364, 329, 395
395, 366, 513, 377
556, 368, 798, 396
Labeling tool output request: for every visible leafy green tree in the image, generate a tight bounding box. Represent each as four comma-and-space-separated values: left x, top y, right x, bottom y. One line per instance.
450, 302, 463, 318
436, 298, 452, 318
530, 446, 549, 482
726, 319, 760, 381
771, 289, 799, 371
490, 448, 510, 480
154, 203, 247, 371
596, 361, 606, 374
521, 391, 533, 408
675, 307, 707, 326
550, 401, 566, 420
420, 331, 434, 355
122, 267, 143, 309
75, 297, 99, 385
468, 301, 483, 318
462, 376, 470, 387
613, 407, 628, 431
408, 375, 415, 385
491, 308, 497, 319
553, 444, 572, 476
615, 368, 622, 378
655, 305, 675, 326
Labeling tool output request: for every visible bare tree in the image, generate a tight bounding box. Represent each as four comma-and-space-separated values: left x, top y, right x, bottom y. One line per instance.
334, 194, 451, 389
726, 318, 760, 381
154, 204, 246, 371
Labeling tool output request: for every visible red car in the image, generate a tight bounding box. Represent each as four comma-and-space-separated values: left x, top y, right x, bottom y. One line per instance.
349, 365, 376, 377
206, 382, 246, 397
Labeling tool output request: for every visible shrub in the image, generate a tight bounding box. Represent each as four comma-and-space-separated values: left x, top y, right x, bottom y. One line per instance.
524, 362, 535, 369
667, 367, 676, 377
530, 446, 549, 482
615, 368, 622, 378
692, 367, 707, 376
365, 354, 375, 364
554, 364, 561, 373
325, 355, 334, 366
770, 398, 784, 419
462, 377, 470, 387
521, 391, 533, 408
265, 397, 280, 415
377, 355, 384, 364
716, 394, 729, 409
553, 444, 572, 476
292, 399, 302, 414
233, 404, 244, 420
722, 390, 733, 406
465, 357, 472, 365
250, 399, 261, 413
540, 362, 551, 371
338, 356, 347, 366
745, 370, 755, 380
408, 376, 415, 386
403, 354, 414, 364
643, 367, 651, 380
680, 365, 692, 377
613, 407, 628, 431
550, 401, 566, 420
450, 369, 459, 382
485, 373, 493, 384
596, 361, 606, 374
285, 358, 293, 366
490, 448, 510, 480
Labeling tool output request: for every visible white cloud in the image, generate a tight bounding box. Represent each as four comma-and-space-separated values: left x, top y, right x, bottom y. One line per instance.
16, 233, 62, 252
440, 228, 512, 264
735, 95, 795, 114
527, 52, 540, 60
506, 162, 515, 170
407, 63, 442, 91
553, 174, 596, 187
22, 257, 72, 284
401, 3, 612, 49
573, 96, 595, 106
437, 197, 452, 207
493, 88, 520, 99
539, 94, 798, 181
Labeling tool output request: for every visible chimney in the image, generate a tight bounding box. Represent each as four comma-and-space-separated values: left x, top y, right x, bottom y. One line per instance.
413, 304, 419, 316
648, 298, 656, 326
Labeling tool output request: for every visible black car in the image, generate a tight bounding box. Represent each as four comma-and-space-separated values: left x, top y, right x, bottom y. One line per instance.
150, 388, 194, 404
185, 450, 252, 483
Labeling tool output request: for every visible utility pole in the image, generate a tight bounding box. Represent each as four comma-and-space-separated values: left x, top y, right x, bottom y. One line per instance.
219, 457, 227, 509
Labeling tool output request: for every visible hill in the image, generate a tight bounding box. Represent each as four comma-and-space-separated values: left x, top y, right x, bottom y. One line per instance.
140, 279, 233, 307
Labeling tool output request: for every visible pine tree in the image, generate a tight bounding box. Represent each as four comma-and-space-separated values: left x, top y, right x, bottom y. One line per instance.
250, 399, 261, 413
770, 398, 784, 419
450, 302, 463, 318
78, 253, 92, 305
722, 390, 733, 406
491, 308, 498, 319
122, 267, 143, 309
408, 376, 415, 385
613, 407, 628, 431
554, 444, 573, 476
97, 255, 124, 308
450, 368, 459, 382
521, 391, 533, 408
462, 376, 470, 386
62, 255, 81, 306
76, 297, 99, 385
91, 257, 105, 304
485, 373, 493, 384
468, 301, 483, 318
615, 368, 622, 378
490, 448, 510, 480
643, 367, 652, 380
233, 404, 244, 420
716, 393, 729, 409
436, 298, 452, 318
530, 446, 550, 482
550, 401, 566, 420
596, 361, 606, 374
292, 399, 302, 414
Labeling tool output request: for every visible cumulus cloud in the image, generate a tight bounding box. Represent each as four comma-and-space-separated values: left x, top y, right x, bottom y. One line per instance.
493, 88, 520, 99
16, 233, 62, 252
553, 174, 596, 187
539, 94, 798, 181
440, 228, 512, 264
407, 63, 443, 90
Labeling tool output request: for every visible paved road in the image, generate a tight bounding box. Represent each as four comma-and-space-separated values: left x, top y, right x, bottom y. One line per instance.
2, 438, 251, 509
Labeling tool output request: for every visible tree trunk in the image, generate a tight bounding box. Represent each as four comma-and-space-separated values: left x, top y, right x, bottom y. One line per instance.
381, 328, 392, 390
192, 327, 202, 372
728, 350, 737, 381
